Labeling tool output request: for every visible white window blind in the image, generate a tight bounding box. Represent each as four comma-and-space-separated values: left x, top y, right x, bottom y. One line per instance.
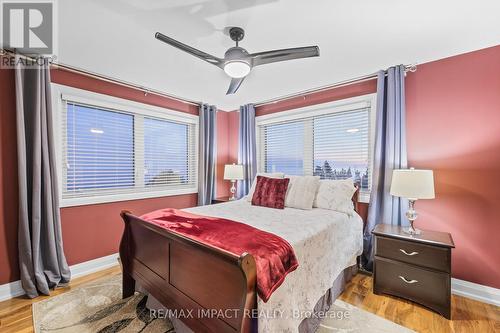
261, 120, 306, 175
143, 117, 196, 189
313, 108, 370, 191
61, 99, 197, 203
258, 101, 373, 194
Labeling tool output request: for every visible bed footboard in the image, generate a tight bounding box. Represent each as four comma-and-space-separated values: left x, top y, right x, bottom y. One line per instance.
120, 211, 257, 333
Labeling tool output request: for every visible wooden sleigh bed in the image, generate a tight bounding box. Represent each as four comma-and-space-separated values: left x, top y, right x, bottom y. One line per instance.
119, 186, 360, 333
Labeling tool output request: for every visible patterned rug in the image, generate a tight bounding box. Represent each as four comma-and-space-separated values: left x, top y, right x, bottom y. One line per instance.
318, 300, 415, 332
32, 274, 174, 333
33, 274, 413, 333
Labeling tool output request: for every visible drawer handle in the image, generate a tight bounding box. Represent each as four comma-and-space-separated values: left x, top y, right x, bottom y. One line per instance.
399, 249, 419, 256
399, 276, 419, 284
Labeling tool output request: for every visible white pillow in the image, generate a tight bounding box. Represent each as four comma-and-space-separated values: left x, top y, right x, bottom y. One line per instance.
285, 175, 320, 210
313, 179, 357, 215
246, 172, 285, 202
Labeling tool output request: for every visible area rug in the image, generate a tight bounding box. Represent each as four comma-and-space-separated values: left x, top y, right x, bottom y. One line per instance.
318, 299, 415, 332
32, 274, 174, 333
33, 274, 413, 333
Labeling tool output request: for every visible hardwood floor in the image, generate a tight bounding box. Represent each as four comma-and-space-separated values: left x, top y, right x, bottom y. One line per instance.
0, 267, 498, 332
338, 274, 500, 333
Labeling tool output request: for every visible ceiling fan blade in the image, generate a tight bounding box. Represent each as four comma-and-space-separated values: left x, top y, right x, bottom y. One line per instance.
155, 32, 224, 68
250, 46, 320, 66
226, 77, 245, 95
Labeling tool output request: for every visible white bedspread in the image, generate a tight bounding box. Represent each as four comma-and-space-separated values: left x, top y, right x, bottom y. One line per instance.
185, 199, 363, 333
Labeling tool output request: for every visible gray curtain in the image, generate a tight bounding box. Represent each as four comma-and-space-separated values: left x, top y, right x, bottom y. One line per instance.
236, 104, 257, 199
15, 56, 70, 298
362, 65, 408, 270
197, 104, 217, 206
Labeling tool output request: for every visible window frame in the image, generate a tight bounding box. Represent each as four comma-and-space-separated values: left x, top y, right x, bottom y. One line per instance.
51, 84, 199, 207
255, 93, 376, 203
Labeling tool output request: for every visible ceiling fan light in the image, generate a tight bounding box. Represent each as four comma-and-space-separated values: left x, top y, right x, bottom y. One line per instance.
224, 61, 251, 78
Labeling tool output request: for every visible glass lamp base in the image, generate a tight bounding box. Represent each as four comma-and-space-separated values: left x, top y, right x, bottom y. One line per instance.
229, 180, 236, 201
404, 201, 421, 235
403, 227, 421, 235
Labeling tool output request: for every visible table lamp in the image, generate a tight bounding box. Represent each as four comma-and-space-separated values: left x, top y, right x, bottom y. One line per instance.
224, 163, 244, 201
390, 168, 435, 235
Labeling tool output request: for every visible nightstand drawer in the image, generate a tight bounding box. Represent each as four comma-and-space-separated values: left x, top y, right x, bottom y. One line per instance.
375, 236, 451, 272
374, 257, 450, 318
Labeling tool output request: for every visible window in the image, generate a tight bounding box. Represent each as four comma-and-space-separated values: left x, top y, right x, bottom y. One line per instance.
143, 117, 194, 187
65, 103, 135, 192
263, 121, 305, 175
313, 109, 370, 189
54, 85, 198, 206
257, 94, 375, 201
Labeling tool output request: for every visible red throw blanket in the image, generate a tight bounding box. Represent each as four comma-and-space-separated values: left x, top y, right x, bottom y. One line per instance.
140, 208, 298, 302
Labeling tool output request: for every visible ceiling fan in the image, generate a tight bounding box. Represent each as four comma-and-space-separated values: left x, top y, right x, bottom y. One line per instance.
155, 27, 320, 95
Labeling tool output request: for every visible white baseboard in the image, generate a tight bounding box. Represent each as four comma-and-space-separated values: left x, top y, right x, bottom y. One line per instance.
0, 280, 24, 302
452, 278, 500, 307
70, 253, 120, 279
0, 253, 119, 302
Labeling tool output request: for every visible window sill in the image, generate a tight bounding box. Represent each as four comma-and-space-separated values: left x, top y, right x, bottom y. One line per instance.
60, 188, 198, 208
358, 192, 370, 204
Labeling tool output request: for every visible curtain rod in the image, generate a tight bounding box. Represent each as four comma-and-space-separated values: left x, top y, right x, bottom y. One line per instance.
0, 49, 201, 107
253, 64, 417, 108
2, 49, 416, 109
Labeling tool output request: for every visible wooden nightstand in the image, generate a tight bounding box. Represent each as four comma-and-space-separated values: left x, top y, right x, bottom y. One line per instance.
372, 224, 455, 319
211, 196, 231, 204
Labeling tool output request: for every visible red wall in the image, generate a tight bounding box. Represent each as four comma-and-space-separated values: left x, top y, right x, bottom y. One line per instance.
215, 110, 239, 198
216, 111, 230, 198
406, 45, 500, 289
0, 64, 199, 284
249, 45, 500, 288
256, 79, 377, 117
228, 112, 239, 164
0, 64, 19, 285
51, 70, 198, 116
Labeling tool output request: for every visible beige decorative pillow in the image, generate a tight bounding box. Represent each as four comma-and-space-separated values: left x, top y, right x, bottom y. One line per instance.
313, 179, 356, 215
284, 175, 320, 210
246, 172, 285, 202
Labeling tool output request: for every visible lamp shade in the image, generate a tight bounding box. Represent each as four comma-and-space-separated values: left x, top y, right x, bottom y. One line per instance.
224, 164, 244, 180
390, 169, 435, 200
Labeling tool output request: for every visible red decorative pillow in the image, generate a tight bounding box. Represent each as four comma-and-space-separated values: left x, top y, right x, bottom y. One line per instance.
251, 176, 290, 209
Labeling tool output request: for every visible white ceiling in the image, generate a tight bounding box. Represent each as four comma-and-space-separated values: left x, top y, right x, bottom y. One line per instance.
57, 0, 500, 110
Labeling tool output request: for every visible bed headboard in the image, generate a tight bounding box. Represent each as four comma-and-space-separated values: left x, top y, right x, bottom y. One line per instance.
352, 183, 360, 214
